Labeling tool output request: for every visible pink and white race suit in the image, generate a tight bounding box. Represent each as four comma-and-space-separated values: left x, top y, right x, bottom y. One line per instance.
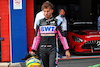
32, 17, 69, 67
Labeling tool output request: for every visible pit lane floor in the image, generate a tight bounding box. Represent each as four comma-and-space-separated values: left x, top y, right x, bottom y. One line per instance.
3, 56, 99, 67
57, 58, 100, 67
41, 55, 100, 67
1, 55, 99, 67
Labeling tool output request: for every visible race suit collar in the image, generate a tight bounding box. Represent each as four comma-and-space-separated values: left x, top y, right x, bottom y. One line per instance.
44, 17, 54, 22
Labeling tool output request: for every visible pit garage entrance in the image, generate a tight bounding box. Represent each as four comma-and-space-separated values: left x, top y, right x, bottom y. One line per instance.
34, 0, 100, 22
34, 0, 100, 58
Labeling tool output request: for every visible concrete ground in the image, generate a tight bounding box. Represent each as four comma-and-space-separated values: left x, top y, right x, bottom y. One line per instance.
0, 62, 26, 67
0, 55, 100, 67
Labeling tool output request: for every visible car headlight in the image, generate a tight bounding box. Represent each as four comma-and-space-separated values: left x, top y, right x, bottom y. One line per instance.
72, 36, 83, 42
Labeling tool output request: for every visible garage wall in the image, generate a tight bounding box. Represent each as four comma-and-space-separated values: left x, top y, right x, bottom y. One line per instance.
26, 0, 35, 52
0, 0, 10, 62
0, 0, 34, 62
10, 0, 27, 63
80, 0, 92, 20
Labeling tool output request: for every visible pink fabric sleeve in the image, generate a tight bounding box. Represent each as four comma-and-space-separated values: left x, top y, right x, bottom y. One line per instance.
32, 29, 41, 51
57, 29, 69, 50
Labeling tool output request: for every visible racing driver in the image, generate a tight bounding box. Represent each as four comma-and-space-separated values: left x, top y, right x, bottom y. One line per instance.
31, 1, 70, 67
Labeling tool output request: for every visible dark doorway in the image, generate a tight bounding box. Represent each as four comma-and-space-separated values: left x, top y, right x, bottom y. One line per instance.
34, 0, 80, 21
34, 0, 100, 21
92, 0, 100, 22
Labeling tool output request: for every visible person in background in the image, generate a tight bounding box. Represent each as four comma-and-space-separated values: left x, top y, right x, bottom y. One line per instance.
56, 9, 68, 57
34, 11, 45, 30
56, 9, 67, 32
98, 15, 100, 34
31, 1, 70, 67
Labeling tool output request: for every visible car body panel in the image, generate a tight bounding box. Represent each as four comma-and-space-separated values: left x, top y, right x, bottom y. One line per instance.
67, 21, 100, 54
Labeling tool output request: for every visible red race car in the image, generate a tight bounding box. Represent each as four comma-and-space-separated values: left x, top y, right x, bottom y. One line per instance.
67, 21, 100, 54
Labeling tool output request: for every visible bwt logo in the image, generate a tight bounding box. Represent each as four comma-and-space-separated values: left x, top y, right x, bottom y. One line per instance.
41, 26, 56, 32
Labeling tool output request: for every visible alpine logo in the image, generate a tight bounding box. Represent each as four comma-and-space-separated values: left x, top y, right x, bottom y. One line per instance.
50, 21, 55, 24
